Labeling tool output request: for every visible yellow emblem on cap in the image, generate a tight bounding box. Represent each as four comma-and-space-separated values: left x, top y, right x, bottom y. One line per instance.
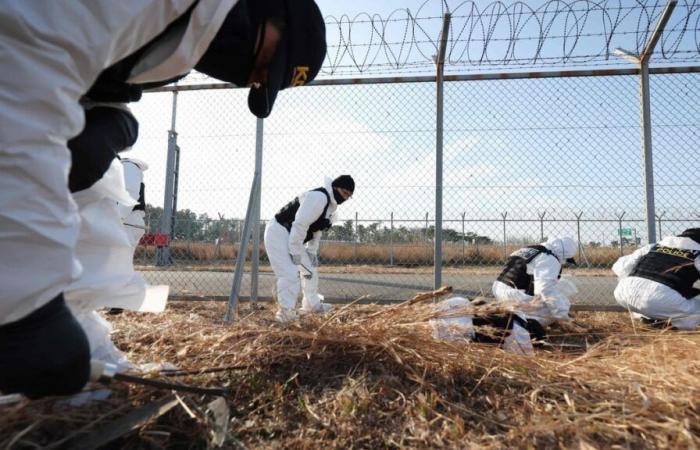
292, 66, 309, 86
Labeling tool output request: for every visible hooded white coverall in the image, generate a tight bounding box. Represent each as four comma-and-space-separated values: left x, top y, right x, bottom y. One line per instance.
491, 238, 578, 327
430, 296, 535, 356
264, 178, 337, 320
0, 0, 237, 326
613, 236, 700, 330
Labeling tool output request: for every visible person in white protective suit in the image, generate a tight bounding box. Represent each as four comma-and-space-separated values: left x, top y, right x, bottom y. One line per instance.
491, 237, 579, 329
430, 296, 544, 356
0, 0, 326, 398
264, 175, 355, 322
613, 228, 700, 330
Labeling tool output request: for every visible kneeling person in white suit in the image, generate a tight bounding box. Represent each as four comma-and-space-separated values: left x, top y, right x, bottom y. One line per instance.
265, 175, 355, 322
613, 228, 700, 329
492, 237, 578, 328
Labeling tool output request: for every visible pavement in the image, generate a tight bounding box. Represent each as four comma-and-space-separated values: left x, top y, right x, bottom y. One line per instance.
141, 269, 620, 307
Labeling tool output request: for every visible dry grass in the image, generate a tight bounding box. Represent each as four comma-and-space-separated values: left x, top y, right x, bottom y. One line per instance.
135, 241, 630, 268
1, 296, 698, 449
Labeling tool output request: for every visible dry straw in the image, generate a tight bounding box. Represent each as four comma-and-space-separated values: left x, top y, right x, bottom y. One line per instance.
1, 292, 698, 449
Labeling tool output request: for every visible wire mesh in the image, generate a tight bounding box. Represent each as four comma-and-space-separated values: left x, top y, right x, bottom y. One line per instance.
129, 69, 699, 307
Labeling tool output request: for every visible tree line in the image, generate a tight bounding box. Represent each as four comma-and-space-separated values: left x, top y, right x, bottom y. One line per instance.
144, 205, 494, 245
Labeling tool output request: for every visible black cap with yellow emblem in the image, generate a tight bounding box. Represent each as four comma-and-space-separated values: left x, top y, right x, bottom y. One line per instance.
247, 0, 326, 118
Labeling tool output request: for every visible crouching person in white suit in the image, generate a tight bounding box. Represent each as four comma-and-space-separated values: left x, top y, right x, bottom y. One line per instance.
491, 237, 579, 329
265, 175, 355, 322
613, 228, 700, 330
0, 0, 326, 398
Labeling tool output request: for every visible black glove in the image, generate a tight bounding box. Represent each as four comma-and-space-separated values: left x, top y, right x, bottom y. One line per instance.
0, 294, 90, 399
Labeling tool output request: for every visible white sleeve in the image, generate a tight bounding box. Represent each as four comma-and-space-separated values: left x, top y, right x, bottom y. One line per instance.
695, 255, 700, 274
611, 245, 653, 278
288, 191, 326, 256
531, 254, 569, 320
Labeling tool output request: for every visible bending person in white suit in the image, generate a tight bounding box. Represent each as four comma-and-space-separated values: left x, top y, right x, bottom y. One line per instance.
613, 228, 700, 329
265, 176, 355, 322
491, 237, 579, 329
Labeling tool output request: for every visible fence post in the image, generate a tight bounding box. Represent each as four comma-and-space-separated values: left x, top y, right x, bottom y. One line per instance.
354, 211, 358, 260
156, 90, 179, 266
389, 211, 394, 266
613, 0, 676, 244
655, 210, 665, 240
616, 211, 626, 256
574, 211, 583, 256
538, 211, 546, 241
250, 118, 264, 303
501, 212, 508, 259
225, 172, 261, 323
433, 12, 450, 290
461, 212, 466, 264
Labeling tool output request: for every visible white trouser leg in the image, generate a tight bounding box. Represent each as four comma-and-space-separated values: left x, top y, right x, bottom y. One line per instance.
264, 221, 300, 313
670, 294, 700, 330
300, 267, 326, 312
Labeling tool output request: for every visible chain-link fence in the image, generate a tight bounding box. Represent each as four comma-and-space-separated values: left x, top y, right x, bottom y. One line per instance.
127, 66, 699, 308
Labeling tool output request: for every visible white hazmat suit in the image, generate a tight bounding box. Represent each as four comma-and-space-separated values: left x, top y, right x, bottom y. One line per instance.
0, 0, 236, 326
491, 237, 578, 327
0, 0, 326, 397
264, 178, 339, 322
613, 234, 700, 330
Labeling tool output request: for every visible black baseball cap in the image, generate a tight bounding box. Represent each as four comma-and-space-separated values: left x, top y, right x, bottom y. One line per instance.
679, 228, 700, 244
248, 0, 326, 118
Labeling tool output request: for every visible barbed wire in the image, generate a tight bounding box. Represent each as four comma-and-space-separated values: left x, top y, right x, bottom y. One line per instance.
180, 0, 700, 84
322, 0, 700, 75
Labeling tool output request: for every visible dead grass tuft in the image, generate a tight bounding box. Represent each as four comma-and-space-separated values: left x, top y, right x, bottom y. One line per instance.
1, 296, 698, 449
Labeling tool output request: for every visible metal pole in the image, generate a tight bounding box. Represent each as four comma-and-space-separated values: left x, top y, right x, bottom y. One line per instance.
639, 58, 657, 244
157, 91, 178, 266
250, 118, 264, 303
575, 212, 583, 257
538, 211, 546, 241
434, 13, 451, 289
656, 211, 665, 239
612, 1, 676, 244
461, 212, 466, 264
424, 213, 428, 242
501, 212, 508, 259
389, 212, 394, 266
617, 211, 626, 256
354, 211, 358, 260
225, 172, 260, 323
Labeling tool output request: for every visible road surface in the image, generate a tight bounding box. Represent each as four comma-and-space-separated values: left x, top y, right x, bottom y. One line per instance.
141, 269, 620, 307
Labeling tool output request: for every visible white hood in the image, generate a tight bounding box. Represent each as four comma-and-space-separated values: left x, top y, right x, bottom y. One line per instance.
543, 237, 577, 261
